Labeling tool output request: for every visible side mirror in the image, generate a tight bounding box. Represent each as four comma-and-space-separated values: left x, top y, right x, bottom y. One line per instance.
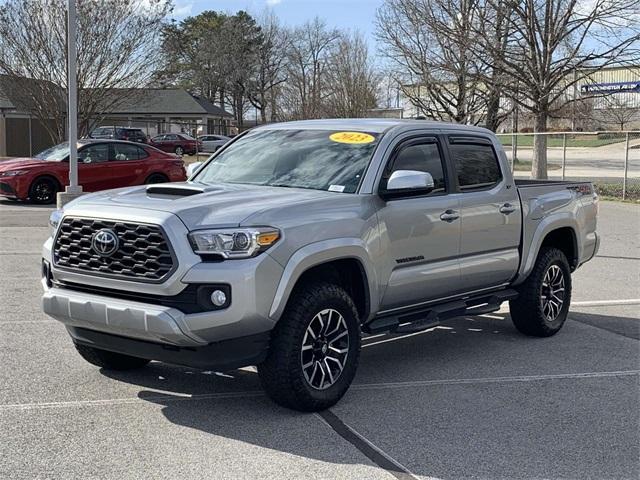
187, 161, 203, 177
383, 170, 434, 197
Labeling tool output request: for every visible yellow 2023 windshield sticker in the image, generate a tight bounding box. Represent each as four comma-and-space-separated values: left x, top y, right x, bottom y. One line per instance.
329, 132, 375, 144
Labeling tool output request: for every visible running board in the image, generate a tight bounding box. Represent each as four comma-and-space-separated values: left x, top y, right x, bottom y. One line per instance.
363, 289, 519, 335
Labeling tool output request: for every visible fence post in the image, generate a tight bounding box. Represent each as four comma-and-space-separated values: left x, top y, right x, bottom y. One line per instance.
623, 132, 630, 200
562, 133, 567, 181
511, 133, 516, 172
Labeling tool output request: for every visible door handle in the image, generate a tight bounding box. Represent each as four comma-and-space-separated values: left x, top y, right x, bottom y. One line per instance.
440, 210, 460, 222
499, 203, 517, 214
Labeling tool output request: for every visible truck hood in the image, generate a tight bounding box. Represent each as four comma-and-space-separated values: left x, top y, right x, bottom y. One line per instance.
70, 181, 337, 229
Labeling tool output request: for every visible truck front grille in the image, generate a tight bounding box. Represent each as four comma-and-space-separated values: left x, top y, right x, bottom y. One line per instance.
53, 217, 175, 282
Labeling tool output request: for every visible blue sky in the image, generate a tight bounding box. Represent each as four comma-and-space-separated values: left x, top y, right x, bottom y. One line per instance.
171, 0, 385, 43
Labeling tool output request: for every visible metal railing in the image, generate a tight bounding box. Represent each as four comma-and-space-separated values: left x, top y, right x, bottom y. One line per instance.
496, 131, 640, 200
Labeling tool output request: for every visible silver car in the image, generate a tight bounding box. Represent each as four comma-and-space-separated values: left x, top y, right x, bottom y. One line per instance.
198, 134, 231, 153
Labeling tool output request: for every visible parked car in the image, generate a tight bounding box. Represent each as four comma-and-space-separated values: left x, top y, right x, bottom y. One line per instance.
150, 133, 203, 156
41, 119, 599, 411
88, 126, 148, 143
198, 134, 231, 153
0, 140, 186, 204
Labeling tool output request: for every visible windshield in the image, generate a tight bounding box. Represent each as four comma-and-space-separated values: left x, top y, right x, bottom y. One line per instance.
194, 129, 379, 193
34, 142, 70, 161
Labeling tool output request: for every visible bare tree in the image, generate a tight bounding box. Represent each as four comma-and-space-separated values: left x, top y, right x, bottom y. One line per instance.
282, 18, 340, 120
375, 0, 488, 124
480, 0, 640, 178
247, 12, 289, 123
324, 32, 380, 117
598, 95, 639, 130
221, 11, 262, 128
0, 0, 171, 142
476, 0, 515, 131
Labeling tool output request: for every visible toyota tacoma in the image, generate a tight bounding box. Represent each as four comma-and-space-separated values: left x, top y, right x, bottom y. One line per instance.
42, 119, 599, 411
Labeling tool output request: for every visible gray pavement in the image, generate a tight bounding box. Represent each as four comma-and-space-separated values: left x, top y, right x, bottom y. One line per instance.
0, 199, 638, 479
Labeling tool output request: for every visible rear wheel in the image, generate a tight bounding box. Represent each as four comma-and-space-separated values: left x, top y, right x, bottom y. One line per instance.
258, 282, 361, 412
144, 173, 169, 184
28, 177, 58, 204
74, 344, 150, 371
174, 146, 184, 156
509, 247, 572, 337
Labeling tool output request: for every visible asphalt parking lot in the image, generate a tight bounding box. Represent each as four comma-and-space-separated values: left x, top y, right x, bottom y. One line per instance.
0, 200, 638, 480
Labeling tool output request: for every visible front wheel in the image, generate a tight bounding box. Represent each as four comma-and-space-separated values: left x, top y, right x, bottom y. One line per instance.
29, 177, 58, 204
174, 146, 184, 156
74, 344, 150, 370
509, 247, 572, 337
258, 282, 361, 412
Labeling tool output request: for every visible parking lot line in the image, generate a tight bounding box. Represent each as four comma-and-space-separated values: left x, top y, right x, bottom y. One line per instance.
2, 370, 636, 412
350, 370, 640, 392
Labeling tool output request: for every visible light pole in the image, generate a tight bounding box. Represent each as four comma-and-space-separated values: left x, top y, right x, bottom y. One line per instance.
58, 0, 83, 207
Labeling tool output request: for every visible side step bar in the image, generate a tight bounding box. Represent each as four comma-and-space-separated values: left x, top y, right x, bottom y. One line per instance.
363, 289, 519, 335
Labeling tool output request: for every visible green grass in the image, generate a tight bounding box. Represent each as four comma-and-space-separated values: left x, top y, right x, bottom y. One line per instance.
498, 135, 625, 148
594, 182, 640, 202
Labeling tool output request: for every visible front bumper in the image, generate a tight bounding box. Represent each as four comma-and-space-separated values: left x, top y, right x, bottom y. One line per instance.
43, 286, 206, 346
41, 206, 284, 367
68, 326, 270, 370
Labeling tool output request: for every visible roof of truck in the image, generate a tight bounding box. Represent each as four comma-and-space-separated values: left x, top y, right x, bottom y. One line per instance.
258, 118, 494, 135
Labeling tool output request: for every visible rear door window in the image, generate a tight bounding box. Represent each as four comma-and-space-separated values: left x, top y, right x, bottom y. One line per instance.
111, 143, 148, 161
448, 139, 502, 191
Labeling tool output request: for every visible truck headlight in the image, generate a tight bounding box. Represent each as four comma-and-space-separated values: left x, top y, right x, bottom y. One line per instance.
49, 209, 63, 236
188, 228, 280, 259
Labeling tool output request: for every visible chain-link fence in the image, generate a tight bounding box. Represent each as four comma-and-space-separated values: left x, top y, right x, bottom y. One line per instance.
496, 131, 640, 200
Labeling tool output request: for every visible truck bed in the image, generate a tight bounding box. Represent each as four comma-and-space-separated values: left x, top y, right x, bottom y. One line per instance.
515, 179, 593, 188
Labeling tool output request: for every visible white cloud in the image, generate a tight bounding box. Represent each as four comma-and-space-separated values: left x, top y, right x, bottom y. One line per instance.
266, 0, 282, 6
173, 2, 193, 18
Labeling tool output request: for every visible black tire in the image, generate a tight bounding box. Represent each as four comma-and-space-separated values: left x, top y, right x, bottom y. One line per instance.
258, 282, 361, 412
28, 177, 58, 204
509, 247, 572, 337
144, 173, 169, 184
174, 146, 184, 156
74, 343, 150, 371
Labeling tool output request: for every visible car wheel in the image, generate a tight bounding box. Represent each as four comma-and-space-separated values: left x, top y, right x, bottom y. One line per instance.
144, 173, 169, 184
509, 247, 572, 337
28, 177, 58, 204
258, 282, 361, 412
174, 146, 184, 156
74, 344, 150, 371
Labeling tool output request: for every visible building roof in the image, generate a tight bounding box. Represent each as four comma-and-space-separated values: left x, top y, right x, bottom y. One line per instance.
0, 75, 65, 112
0, 76, 232, 118
96, 89, 233, 118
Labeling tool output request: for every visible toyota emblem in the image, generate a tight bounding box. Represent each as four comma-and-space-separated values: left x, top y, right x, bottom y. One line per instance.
91, 229, 119, 257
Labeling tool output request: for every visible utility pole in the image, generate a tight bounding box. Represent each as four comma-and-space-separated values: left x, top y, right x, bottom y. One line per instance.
58, 0, 83, 207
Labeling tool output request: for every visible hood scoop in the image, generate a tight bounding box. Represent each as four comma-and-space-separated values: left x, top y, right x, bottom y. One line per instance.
146, 184, 205, 197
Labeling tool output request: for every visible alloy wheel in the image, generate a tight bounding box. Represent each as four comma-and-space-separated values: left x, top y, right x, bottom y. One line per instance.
541, 264, 565, 322
34, 181, 54, 203
301, 309, 350, 390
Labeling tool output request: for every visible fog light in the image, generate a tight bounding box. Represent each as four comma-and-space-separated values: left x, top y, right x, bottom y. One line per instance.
210, 289, 227, 307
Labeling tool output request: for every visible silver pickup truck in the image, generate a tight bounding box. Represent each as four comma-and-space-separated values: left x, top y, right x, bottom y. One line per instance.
42, 119, 599, 411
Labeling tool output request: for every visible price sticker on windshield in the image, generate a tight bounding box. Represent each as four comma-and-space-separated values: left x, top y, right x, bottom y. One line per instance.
329, 132, 376, 144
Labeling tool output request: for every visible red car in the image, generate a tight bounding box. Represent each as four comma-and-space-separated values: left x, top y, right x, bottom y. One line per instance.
0, 140, 187, 204
150, 133, 203, 156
